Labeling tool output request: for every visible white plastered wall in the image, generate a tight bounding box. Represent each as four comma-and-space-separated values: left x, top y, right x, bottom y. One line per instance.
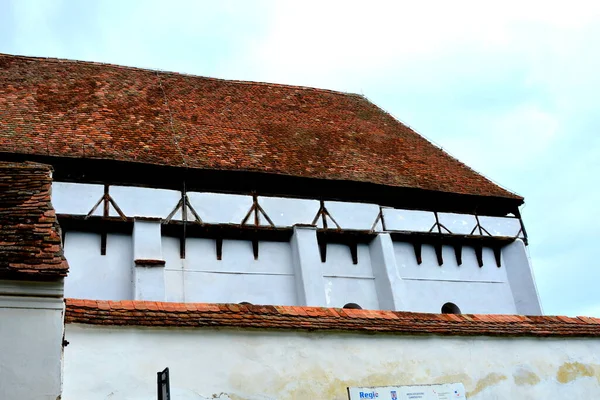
61, 229, 534, 314
0, 280, 64, 400
56, 183, 541, 314
63, 325, 600, 400
393, 243, 518, 314
323, 243, 379, 310
64, 232, 133, 300
163, 237, 297, 305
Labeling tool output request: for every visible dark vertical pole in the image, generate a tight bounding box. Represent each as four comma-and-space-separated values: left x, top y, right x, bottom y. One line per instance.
475, 214, 483, 236
101, 184, 109, 255
253, 193, 259, 226
433, 212, 442, 234
252, 193, 259, 259
180, 184, 187, 259
157, 368, 170, 400
320, 200, 328, 230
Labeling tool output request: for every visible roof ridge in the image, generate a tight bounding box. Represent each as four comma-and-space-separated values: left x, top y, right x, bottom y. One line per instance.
0, 52, 364, 99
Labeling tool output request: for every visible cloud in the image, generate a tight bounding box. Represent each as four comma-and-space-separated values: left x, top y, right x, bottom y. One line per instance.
1, 0, 599, 316
223, 1, 600, 316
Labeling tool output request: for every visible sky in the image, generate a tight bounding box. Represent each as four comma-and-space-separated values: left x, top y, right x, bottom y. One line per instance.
1, 0, 599, 317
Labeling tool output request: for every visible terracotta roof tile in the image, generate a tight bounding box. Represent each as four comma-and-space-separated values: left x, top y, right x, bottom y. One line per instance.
65, 299, 600, 338
0, 53, 519, 199
0, 161, 68, 278
578, 316, 600, 324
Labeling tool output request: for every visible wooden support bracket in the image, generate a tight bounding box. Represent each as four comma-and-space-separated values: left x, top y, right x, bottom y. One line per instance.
434, 242, 444, 266
453, 244, 463, 266
474, 245, 484, 267
311, 200, 341, 230
413, 242, 423, 265
349, 242, 358, 265
216, 237, 223, 261
252, 238, 259, 260
493, 246, 502, 268
318, 236, 327, 263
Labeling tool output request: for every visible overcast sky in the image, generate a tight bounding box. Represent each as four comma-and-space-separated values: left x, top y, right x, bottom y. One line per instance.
1, 0, 599, 317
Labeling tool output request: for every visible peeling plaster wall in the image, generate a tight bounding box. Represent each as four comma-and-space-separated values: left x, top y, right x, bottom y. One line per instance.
63, 325, 600, 400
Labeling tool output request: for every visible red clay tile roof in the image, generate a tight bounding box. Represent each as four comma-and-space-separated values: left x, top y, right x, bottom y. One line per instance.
0, 162, 68, 278
65, 299, 600, 338
0, 53, 520, 199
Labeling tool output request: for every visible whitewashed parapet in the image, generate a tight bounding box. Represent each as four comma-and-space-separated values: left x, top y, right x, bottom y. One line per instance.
186, 192, 253, 224
479, 216, 524, 238
322, 201, 381, 231
258, 196, 320, 227
383, 209, 437, 232
52, 182, 104, 215
133, 220, 163, 262
437, 212, 478, 235
110, 186, 180, 219
52, 182, 526, 239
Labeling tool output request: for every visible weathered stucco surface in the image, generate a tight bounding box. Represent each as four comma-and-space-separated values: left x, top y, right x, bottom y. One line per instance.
63, 325, 600, 400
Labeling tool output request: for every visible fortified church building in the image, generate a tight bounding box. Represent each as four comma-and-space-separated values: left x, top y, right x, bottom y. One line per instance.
0, 53, 599, 400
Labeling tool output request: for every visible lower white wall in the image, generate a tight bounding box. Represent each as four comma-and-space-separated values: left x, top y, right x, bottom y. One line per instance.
0, 281, 64, 400
63, 325, 600, 400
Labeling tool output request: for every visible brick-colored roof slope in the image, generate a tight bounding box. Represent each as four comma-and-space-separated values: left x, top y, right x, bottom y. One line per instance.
66, 299, 600, 338
0, 53, 519, 199
0, 162, 68, 278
